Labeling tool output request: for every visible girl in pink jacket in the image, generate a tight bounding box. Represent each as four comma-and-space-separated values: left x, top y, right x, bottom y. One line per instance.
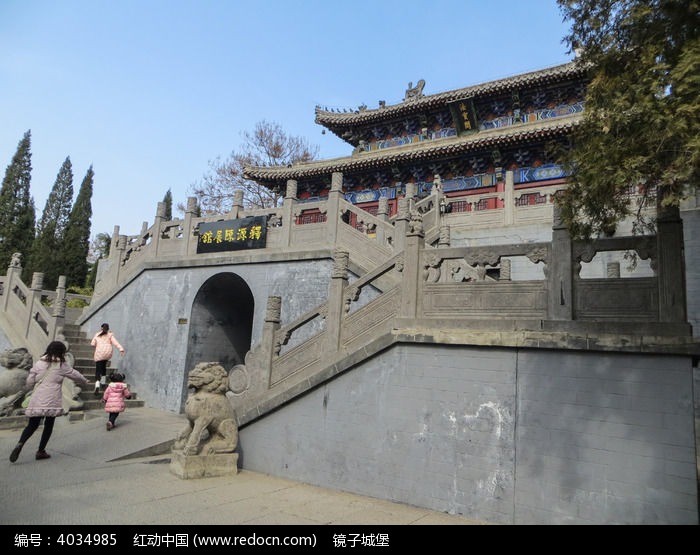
9, 341, 88, 462
102, 372, 131, 431
91, 323, 125, 396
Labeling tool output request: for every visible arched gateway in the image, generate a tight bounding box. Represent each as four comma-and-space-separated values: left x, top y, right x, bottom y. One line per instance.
184, 273, 253, 410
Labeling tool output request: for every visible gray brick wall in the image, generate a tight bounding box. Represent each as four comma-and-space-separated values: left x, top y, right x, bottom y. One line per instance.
238, 344, 697, 524
515, 350, 696, 524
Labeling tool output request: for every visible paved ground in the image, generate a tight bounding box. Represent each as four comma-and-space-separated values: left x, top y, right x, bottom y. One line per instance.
0, 407, 490, 526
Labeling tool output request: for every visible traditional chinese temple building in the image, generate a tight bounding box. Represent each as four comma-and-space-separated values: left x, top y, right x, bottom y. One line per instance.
245, 60, 587, 235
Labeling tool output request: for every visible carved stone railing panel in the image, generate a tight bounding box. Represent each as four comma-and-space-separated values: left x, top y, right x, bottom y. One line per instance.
575, 278, 658, 320
572, 236, 657, 278
420, 243, 550, 285
289, 222, 328, 248
339, 256, 401, 313
292, 199, 327, 219
273, 304, 327, 357
270, 332, 325, 386
341, 287, 400, 351
421, 282, 547, 319
338, 198, 395, 249
336, 228, 394, 279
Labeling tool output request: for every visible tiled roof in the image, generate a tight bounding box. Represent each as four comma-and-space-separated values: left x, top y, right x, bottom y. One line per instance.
314, 60, 587, 128
244, 114, 580, 182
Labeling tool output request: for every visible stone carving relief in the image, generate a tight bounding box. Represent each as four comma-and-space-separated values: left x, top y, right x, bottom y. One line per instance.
423, 255, 441, 283
344, 286, 361, 313
408, 208, 424, 236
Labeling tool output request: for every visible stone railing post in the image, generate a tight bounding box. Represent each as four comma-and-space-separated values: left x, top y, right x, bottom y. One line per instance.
325, 172, 344, 249
260, 295, 281, 390
656, 205, 687, 322
394, 198, 410, 253
405, 182, 417, 211
26, 272, 44, 337
113, 234, 127, 286
152, 201, 165, 256
548, 205, 573, 320
109, 226, 121, 261
399, 210, 424, 319
184, 197, 197, 255
377, 196, 389, 222
438, 224, 450, 247
51, 275, 67, 341
325, 250, 349, 356
504, 170, 515, 225
2, 253, 22, 311
282, 180, 297, 247
90, 229, 120, 298
230, 190, 244, 220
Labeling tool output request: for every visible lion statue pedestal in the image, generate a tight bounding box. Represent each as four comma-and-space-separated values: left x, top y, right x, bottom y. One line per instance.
170, 451, 239, 479
169, 362, 239, 479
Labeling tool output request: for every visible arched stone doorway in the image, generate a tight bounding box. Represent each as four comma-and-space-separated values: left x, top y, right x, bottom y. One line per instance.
183, 272, 254, 408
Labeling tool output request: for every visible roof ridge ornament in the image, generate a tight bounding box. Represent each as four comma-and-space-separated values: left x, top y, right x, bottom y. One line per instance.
403, 79, 425, 102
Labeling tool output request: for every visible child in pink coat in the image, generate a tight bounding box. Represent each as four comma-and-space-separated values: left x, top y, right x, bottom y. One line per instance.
102, 372, 131, 431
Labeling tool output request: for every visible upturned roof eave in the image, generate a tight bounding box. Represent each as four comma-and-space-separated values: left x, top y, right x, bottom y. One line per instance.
314, 59, 586, 131
243, 114, 581, 183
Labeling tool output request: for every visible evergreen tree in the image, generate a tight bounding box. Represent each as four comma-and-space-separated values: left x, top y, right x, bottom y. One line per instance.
162, 188, 173, 220
0, 130, 36, 271
26, 157, 74, 289
60, 165, 93, 287
555, 0, 700, 238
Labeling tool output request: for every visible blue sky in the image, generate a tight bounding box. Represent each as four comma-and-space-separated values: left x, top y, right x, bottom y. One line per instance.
0, 0, 573, 239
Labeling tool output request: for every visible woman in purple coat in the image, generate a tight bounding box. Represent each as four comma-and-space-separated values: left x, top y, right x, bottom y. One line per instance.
9, 341, 88, 462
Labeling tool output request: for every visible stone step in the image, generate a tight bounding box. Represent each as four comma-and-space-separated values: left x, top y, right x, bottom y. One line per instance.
78, 398, 145, 411
77, 385, 143, 411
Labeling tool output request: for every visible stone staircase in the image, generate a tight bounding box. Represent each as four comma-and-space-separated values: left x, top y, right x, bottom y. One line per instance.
61, 323, 144, 412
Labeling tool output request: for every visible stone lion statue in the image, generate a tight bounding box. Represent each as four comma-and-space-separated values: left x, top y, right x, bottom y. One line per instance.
0, 347, 33, 416
173, 362, 238, 456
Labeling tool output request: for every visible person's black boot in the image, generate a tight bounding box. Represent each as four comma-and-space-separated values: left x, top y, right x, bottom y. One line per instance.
9, 443, 23, 463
